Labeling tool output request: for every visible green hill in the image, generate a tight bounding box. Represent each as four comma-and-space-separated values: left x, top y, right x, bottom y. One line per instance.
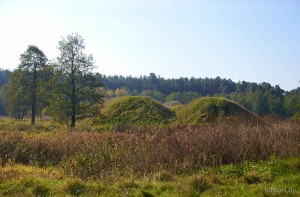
101, 96, 176, 125
176, 97, 262, 125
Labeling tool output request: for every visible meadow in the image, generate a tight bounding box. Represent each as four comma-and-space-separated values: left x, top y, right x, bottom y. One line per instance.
0, 116, 299, 196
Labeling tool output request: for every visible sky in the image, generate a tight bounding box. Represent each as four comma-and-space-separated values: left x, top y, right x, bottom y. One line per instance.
0, 0, 299, 91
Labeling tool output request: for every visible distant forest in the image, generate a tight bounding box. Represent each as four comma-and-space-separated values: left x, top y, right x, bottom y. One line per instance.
1, 69, 299, 117
0, 69, 10, 115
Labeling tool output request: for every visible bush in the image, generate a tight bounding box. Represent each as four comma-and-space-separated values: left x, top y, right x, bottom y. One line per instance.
188, 175, 212, 196
33, 184, 50, 197
218, 164, 244, 178
65, 180, 86, 196
243, 172, 262, 184
153, 170, 174, 182
141, 190, 154, 197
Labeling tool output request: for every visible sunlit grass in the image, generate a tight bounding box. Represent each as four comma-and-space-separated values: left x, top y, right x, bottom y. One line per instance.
0, 157, 299, 196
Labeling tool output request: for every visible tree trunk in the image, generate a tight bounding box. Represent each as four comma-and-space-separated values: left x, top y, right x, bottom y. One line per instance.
70, 58, 76, 128
31, 65, 37, 125
71, 115, 76, 128
31, 96, 36, 125
70, 94, 76, 127
70, 76, 76, 128
1, 154, 8, 167
70, 87, 76, 127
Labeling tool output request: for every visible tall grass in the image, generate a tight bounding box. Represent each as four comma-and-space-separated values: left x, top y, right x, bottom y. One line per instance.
0, 122, 299, 179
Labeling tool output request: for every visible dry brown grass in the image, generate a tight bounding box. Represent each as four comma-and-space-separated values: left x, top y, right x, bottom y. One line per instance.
0, 121, 299, 179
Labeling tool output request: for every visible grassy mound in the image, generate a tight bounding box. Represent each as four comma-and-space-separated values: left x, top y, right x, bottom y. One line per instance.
101, 96, 176, 125
176, 97, 262, 125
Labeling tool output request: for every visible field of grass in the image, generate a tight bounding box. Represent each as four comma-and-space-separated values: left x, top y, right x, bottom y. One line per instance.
0, 156, 299, 196
0, 115, 299, 196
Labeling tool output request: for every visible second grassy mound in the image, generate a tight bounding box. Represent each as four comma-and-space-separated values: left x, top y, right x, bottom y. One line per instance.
176, 97, 262, 125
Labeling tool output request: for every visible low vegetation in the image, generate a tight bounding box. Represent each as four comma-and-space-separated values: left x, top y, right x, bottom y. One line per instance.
0, 119, 299, 196
1, 120, 299, 178
0, 96, 299, 196
0, 152, 299, 196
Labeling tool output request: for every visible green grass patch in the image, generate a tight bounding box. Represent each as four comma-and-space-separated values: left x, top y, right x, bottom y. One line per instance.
99, 96, 176, 127
0, 157, 298, 196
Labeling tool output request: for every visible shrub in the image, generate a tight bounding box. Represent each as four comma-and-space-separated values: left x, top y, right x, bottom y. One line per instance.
120, 179, 139, 189
65, 179, 86, 196
141, 189, 155, 197
0, 121, 299, 179
188, 175, 212, 196
218, 164, 244, 178
153, 170, 174, 182
33, 184, 50, 197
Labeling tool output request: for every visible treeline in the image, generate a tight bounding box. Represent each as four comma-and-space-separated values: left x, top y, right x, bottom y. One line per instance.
0, 69, 10, 115
100, 73, 300, 116
1, 70, 299, 118
1, 55, 300, 119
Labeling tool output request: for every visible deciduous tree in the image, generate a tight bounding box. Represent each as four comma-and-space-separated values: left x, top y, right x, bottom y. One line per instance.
51, 33, 103, 128
4, 69, 31, 120
19, 45, 47, 124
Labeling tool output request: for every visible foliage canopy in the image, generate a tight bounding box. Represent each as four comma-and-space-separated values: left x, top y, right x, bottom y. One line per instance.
50, 33, 104, 128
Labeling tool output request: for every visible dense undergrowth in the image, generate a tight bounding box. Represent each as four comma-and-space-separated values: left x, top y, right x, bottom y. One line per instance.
0, 117, 299, 196
0, 119, 299, 178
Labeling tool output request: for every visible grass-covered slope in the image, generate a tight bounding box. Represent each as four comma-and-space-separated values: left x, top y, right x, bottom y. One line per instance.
177, 97, 262, 125
101, 96, 176, 125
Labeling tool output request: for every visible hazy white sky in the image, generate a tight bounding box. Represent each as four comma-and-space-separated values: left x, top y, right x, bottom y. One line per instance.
0, 0, 299, 90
